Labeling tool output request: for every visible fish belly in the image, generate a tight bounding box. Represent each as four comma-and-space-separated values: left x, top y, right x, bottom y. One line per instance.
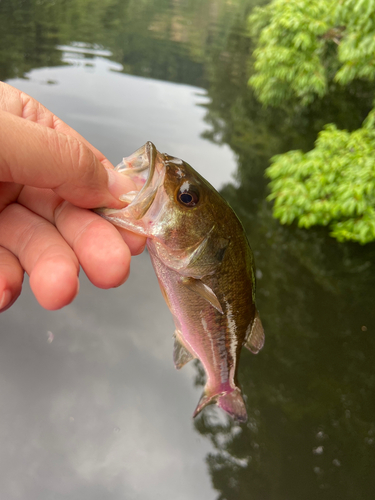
148, 247, 247, 421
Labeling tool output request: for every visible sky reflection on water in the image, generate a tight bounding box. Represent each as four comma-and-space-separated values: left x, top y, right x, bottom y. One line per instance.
0, 48, 233, 499
12, 48, 237, 190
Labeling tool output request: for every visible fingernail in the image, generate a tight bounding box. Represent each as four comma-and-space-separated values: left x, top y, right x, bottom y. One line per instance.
0, 290, 12, 311
119, 191, 138, 203
107, 169, 137, 201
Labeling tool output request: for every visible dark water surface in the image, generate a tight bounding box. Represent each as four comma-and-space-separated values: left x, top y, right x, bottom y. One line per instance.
1, 1, 374, 499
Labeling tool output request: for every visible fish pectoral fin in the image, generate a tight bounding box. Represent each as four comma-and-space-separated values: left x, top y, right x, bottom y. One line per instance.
244, 310, 265, 354
181, 277, 223, 314
173, 331, 195, 369
214, 237, 229, 264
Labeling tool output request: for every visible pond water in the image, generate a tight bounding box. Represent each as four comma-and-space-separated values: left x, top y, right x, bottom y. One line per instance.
0, 1, 374, 499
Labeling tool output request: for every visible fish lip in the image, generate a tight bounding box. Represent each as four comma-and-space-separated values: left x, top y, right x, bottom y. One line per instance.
115, 141, 164, 217
142, 141, 157, 191
116, 141, 156, 194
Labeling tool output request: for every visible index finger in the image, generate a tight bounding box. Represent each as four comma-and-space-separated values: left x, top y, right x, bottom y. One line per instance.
0, 111, 136, 210
0, 81, 110, 168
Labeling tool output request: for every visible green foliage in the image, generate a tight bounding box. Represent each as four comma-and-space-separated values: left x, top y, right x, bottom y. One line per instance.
335, 0, 375, 85
249, 0, 375, 243
267, 111, 375, 244
249, 0, 335, 106
249, 0, 375, 105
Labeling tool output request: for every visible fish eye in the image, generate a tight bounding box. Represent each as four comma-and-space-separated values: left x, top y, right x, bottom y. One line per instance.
177, 185, 200, 207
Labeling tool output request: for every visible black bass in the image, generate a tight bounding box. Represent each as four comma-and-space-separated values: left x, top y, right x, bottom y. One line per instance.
97, 142, 264, 422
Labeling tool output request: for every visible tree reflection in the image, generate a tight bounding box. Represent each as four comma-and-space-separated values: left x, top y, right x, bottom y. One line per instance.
194, 212, 375, 498
194, 192, 375, 500
194, 3, 375, 498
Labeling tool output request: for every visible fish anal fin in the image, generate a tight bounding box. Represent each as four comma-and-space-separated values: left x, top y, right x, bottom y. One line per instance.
173, 331, 194, 369
245, 310, 265, 354
218, 389, 247, 423
181, 277, 223, 314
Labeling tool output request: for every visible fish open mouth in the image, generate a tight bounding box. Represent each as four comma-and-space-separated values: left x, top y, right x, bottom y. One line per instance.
98, 141, 165, 223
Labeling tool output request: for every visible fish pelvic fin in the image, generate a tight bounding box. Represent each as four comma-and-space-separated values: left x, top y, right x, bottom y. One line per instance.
193, 388, 248, 423
244, 309, 265, 354
173, 331, 195, 370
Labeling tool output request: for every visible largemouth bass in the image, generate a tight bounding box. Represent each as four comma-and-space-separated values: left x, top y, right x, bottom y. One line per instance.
98, 142, 264, 422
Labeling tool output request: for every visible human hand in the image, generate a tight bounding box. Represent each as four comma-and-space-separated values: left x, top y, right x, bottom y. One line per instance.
0, 82, 146, 312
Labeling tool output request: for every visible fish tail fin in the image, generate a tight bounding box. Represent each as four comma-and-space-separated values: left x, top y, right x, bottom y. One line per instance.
193, 387, 247, 423
192, 392, 217, 418
218, 388, 247, 423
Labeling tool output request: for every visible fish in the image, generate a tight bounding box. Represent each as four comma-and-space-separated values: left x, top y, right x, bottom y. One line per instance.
97, 142, 264, 422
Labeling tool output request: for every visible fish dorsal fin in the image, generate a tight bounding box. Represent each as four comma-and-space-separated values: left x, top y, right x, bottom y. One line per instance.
173, 331, 194, 369
181, 277, 223, 314
244, 310, 265, 354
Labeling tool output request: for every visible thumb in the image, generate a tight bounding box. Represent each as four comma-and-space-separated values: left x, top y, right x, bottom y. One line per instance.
0, 109, 134, 209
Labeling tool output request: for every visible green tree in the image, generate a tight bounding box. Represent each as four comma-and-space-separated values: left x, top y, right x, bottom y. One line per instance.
249, 0, 375, 244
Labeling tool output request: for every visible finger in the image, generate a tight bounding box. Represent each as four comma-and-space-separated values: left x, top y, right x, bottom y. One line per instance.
0, 181, 23, 212
54, 201, 132, 289
0, 247, 24, 312
0, 203, 80, 310
0, 82, 112, 168
18, 186, 143, 285
19, 185, 147, 258
31, 254, 79, 311
0, 109, 135, 209
117, 228, 147, 256
0, 82, 133, 201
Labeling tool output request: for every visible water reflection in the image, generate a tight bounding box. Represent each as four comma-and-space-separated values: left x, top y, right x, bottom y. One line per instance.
194, 214, 375, 498
200, 13, 375, 490
1, 0, 375, 499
